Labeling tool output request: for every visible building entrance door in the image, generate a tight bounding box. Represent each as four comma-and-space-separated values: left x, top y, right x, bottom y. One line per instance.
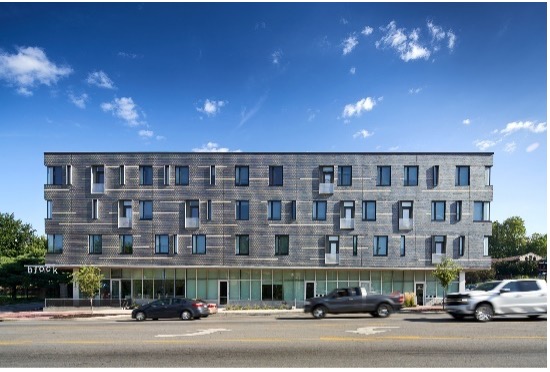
219, 281, 228, 305
111, 279, 121, 307
305, 282, 315, 299
415, 283, 425, 306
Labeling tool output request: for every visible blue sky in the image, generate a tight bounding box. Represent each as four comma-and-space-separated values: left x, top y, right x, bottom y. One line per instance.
0, 2, 546, 236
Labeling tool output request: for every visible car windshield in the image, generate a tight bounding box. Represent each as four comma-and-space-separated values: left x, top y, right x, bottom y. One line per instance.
474, 282, 501, 291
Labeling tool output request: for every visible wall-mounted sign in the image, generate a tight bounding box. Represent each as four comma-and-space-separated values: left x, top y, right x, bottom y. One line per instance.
25, 265, 59, 274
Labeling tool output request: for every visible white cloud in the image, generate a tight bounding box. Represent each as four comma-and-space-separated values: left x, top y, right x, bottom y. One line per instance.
474, 139, 497, 151
197, 99, 226, 117
0, 46, 72, 96
504, 142, 517, 153
350, 67, 356, 75
87, 70, 115, 89
361, 26, 374, 36
376, 21, 430, 62
68, 92, 88, 109
138, 129, 154, 138
500, 121, 547, 135
271, 50, 283, 65
526, 142, 540, 152
409, 87, 422, 94
342, 35, 359, 55
307, 108, 319, 122
101, 97, 141, 126
353, 129, 374, 139
342, 96, 377, 118
240, 94, 267, 127
192, 142, 241, 152
462, 118, 471, 125
427, 21, 456, 52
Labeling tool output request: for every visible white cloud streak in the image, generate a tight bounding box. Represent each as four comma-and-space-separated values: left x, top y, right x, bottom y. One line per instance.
526, 143, 540, 152
68, 92, 88, 109
87, 70, 115, 89
353, 129, 374, 139
500, 121, 547, 135
463, 118, 471, 125
197, 99, 227, 117
342, 96, 378, 118
342, 35, 359, 55
192, 142, 241, 152
361, 26, 373, 36
101, 97, 141, 126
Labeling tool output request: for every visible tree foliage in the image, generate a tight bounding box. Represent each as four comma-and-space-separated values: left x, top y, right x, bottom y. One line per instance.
489, 216, 534, 258
433, 258, 462, 309
71, 266, 104, 313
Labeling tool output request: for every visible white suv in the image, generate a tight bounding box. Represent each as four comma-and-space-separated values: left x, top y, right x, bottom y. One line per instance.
445, 279, 547, 322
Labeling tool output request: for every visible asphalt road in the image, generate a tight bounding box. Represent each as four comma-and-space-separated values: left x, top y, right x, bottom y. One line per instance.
0, 312, 546, 368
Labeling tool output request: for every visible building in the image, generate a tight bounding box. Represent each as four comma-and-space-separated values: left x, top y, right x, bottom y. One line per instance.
44, 152, 493, 306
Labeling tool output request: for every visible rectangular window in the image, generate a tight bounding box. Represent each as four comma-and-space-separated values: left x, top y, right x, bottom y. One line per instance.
93, 165, 104, 184
89, 235, 102, 254
164, 165, 170, 185
456, 201, 462, 222
362, 201, 376, 221
268, 200, 282, 220
173, 235, 179, 254
456, 166, 470, 186
269, 166, 283, 186
188, 200, 199, 218
235, 166, 249, 186
47, 166, 63, 185
119, 165, 125, 185
432, 165, 439, 187
175, 166, 189, 185
340, 201, 355, 219
139, 200, 153, 220
483, 236, 489, 256
485, 166, 492, 186
192, 235, 206, 254
337, 166, 352, 186
433, 235, 446, 254
400, 236, 406, 256
377, 166, 391, 186
92, 199, 99, 220
210, 165, 216, 185
155, 234, 169, 254
207, 200, 212, 221
140, 166, 153, 185
404, 166, 418, 186
236, 235, 249, 255
47, 234, 63, 253
120, 235, 133, 254
374, 236, 388, 256
320, 166, 334, 184
66, 165, 72, 185
312, 201, 327, 221
353, 236, 358, 257
291, 200, 297, 221
46, 200, 52, 219
459, 236, 465, 257
326, 235, 339, 254
431, 201, 446, 221
275, 235, 289, 255
474, 201, 491, 222
236, 200, 249, 220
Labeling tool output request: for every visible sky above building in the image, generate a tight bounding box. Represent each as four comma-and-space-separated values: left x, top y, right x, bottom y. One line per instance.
0, 2, 546, 236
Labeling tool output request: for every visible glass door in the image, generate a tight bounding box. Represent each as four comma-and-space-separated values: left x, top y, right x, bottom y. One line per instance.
219, 281, 228, 305
111, 279, 121, 307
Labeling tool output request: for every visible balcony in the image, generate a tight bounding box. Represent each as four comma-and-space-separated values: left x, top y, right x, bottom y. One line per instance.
91, 183, 104, 194
185, 217, 199, 229
325, 253, 339, 265
432, 253, 446, 264
118, 216, 132, 229
399, 218, 413, 231
340, 218, 354, 230
319, 183, 334, 195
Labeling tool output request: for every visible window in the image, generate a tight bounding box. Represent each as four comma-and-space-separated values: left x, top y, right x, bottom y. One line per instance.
268, 200, 281, 220
163, 165, 170, 185
362, 201, 376, 221
404, 166, 418, 186
207, 200, 212, 221
175, 166, 189, 185
236, 200, 249, 220
188, 200, 199, 218
459, 236, 465, 257
173, 235, 179, 254
326, 235, 339, 255
155, 235, 169, 254
92, 165, 104, 184
456, 166, 470, 186
235, 166, 249, 186
66, 165, 72, 185
338, 166, 352, 186
140, 166, 153, 185
120, 235, 133, 254
275, 235, 289, 255
291, 200, 297, 221
374, 236, 388, 256
46, 200, 52, 219
485, 166, 492, 186
119, 200, 132, 228
399, 201, 413, 220
312, 201, 327, 221
353, 236, 358, 256
119, 165, 125, 185
47, 166, 63, 185
210, 165, 216, 185
377, 166, 391, 186
320, 166, 334, 183
47, 234, 63, 253
340, 201, 355, 219
400, 236, 406, 256
431, 201, 446, 221
433, 235, 446, 254
92, 199, 99, 220
236, 235, 249, 255
432, 165, 439, 187
89, 235, 102, 254
483, 236, 489, 256
269, 166, 283, 186
474, 201, 490, 222
455, 201, 462, 222
192, 235, 206, 254
139, 200, 153, 220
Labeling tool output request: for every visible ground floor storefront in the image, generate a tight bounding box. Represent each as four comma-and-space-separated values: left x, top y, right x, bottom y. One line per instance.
70, 267, 463, 308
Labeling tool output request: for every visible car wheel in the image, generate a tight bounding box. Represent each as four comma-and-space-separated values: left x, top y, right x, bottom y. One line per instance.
312, 305, 327, 319
474, 303, 494, 322
181, 310, 193, 320
376, 303, 392, 318
135, 311, 146, 321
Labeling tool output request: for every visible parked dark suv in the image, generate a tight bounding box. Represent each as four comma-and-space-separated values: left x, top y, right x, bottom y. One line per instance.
131, 298, 203, 321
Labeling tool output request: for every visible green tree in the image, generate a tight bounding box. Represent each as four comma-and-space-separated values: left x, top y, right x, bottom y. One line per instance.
433, 258, 462, 309
71, 266, 104, 314
525, 233, 547, 258
489, 217, 527, 258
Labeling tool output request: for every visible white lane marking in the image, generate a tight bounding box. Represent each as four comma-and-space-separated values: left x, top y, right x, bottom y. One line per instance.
346, 327, 399, 336
155, 329, 230, 338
